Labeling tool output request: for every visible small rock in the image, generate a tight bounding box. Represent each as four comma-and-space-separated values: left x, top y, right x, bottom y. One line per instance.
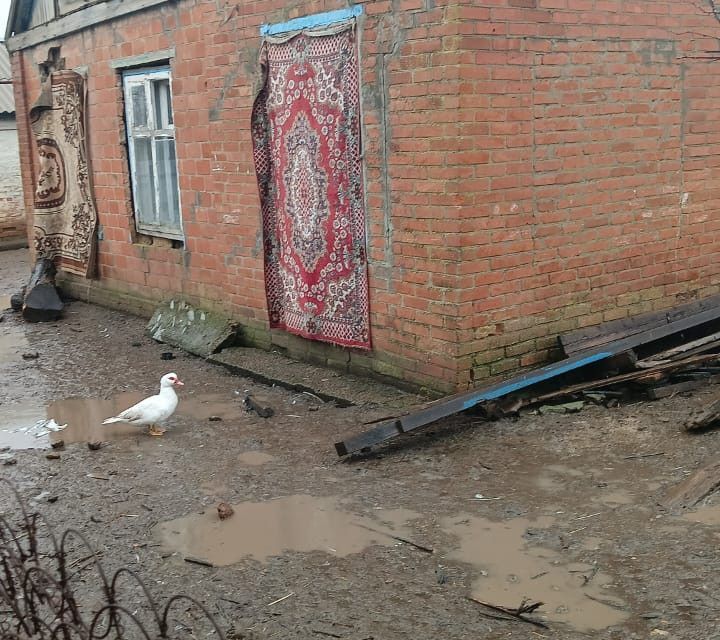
51, 440, 64, 449
3, 457, 17, 466
208, 416, 222, 422
243, 394, 274, 418
650, 631, 670, 638
217, 502, 234, 520
47, 496, 58, 503
131, 341, 142, 347
87, 441, 103, 451
10, 291, 23, 311
45, 453, 61, 460
22, 352, 40, 360
161, 352, 176, 360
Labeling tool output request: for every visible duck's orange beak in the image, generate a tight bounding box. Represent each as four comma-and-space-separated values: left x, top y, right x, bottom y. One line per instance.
174, 379, 185, 386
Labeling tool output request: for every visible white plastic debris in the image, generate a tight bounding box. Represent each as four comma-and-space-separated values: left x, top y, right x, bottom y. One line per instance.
18, 418, 68, 438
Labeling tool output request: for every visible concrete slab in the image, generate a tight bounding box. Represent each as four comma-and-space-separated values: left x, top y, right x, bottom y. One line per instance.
146, 300, 240, 358
209, 346, 422, 410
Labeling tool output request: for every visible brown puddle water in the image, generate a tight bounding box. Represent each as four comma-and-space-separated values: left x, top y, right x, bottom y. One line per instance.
0, 390, 244, 450
441, 515, 629, 632
155, 495, 419, 566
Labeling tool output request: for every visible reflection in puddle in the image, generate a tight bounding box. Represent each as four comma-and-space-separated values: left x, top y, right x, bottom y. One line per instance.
0, 390, 243, 450
441, 515, 628, 632
156, 495, 419, 566
0, 405, 50, 449
238, 451, 274, 466
48, 394, 147, 444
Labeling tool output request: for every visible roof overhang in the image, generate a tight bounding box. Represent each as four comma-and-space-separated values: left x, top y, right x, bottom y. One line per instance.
6, 0, 174, 53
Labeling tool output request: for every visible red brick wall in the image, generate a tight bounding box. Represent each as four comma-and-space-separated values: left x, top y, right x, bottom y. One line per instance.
11, 0, 720, 392
451, 0, 720, 388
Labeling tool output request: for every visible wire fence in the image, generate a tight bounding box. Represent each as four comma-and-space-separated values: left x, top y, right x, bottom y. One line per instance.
0, 478, 227, 640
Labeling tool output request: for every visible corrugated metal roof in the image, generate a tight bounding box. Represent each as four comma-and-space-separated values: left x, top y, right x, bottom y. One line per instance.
0, 43, 15, 115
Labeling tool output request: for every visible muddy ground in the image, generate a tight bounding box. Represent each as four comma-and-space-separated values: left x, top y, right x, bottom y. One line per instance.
3, 246, 720, 639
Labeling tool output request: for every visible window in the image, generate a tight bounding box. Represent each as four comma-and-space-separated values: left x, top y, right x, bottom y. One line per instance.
122, 67, 183, 240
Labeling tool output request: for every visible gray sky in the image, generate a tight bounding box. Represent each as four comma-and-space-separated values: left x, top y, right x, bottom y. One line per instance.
0, 0, 10, 37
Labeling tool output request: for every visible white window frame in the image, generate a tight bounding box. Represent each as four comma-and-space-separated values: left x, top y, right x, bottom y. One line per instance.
122, 66, 183, 240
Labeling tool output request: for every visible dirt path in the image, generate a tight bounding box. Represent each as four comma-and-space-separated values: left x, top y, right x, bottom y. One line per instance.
2, 247, 720, 639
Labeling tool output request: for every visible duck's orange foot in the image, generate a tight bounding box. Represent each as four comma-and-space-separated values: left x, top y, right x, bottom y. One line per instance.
148, 425, 166, 437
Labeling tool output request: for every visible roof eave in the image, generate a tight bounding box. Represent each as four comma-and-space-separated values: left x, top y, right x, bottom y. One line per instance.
5, 0, 23, 43
6, 0, 175, 53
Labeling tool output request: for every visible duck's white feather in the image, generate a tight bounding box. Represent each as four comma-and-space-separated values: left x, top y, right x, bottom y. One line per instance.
102, 373, 181, 427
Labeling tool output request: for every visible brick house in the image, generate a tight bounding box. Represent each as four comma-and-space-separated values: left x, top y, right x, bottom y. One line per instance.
0, 42, 25, 249
6, 0, 720, 393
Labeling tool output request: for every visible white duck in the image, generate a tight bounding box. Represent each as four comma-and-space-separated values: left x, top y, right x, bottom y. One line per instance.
102, 372, 184, 436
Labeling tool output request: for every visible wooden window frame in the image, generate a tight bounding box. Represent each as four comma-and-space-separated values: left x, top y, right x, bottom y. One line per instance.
122, 66, 183, 240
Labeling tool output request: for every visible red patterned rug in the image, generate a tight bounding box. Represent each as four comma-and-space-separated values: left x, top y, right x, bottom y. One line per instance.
30, 70, 97, 277
252, 27, 371, 349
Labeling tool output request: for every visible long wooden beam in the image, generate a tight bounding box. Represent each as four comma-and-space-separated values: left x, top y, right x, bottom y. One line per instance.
334, 303, 720, 456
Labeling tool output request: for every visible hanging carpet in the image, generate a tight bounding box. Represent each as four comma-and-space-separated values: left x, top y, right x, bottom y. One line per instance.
251, 24, 371, 349
30, 70, 98, 277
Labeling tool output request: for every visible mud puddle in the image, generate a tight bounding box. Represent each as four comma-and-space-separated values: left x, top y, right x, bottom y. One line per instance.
156, 495, 420, 566
0, 405, 51, 449
0, 390, 244, 449
441, 514, 629, 632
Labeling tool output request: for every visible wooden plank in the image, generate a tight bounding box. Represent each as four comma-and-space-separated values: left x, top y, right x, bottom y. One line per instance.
335, 305, 720, 456
6, 0, 170, 52
528, 353, 720, 406
335, 421, 405, 457
646, 375, 720, 400
636, 330, 720, 368
559, 294, 720, 357
685, 394, 720, 432
597, 349, 637, 373
110, 48, 176, 70
663, 458, 720, 511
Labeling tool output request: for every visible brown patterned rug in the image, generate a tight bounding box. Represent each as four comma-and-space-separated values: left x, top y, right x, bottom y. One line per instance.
30, 70, 97, 277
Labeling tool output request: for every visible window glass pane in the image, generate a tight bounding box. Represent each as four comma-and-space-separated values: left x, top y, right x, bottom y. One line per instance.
133, 137, 157, 224
130, 84, 147, 128
152, 79, 173, 128
155, 138, 180, 226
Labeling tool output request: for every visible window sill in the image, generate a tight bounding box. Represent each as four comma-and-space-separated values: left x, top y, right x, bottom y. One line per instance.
136, 224, 184, 242
135, 232, 184, 249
